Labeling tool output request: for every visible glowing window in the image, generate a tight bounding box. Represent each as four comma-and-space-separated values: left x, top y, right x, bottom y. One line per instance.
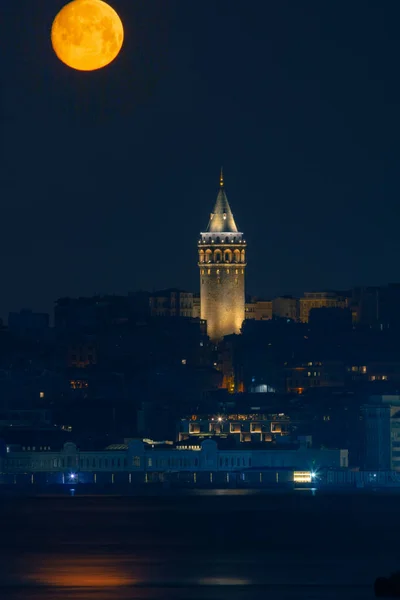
293, 471, 312, 483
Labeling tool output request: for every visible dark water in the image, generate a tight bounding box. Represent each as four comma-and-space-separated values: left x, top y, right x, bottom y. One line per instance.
0, 489, 397, 599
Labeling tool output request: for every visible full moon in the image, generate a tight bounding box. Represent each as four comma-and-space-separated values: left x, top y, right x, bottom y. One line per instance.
51, 0, 124, 71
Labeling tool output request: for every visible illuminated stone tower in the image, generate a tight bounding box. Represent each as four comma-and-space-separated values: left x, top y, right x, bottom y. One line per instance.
198, 170, 246, 343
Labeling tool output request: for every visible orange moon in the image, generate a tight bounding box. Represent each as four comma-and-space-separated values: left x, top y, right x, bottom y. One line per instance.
51, 0, 124, 71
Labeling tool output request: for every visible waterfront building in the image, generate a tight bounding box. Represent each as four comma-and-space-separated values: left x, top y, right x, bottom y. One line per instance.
0, 439, 348, 485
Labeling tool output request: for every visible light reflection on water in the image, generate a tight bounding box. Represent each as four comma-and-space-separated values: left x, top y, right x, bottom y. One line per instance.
1, 493, 398, 599
25, 555, 136, 588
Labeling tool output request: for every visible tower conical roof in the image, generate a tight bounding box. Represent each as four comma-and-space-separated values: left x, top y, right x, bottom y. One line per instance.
206, 170, 238, 233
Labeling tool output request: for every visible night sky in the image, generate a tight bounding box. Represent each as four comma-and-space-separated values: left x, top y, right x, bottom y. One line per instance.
1, 0, 398, 318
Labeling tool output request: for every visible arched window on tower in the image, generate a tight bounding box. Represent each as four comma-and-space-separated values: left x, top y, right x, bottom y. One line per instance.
224, 250, 232, 263
225, 236, 229, 243
205, 249, 212, 263
199, 250, 205, 263
216, 236, 221, 244
234, 249, 240, 263
214, 250, 222, 263
241, 250, 245, 263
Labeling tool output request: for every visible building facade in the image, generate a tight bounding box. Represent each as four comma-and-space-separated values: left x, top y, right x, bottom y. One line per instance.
286, 360, 345, 394
363, 395, 400, 471
178, 413, 292, 444
198, 171, 246, 342
362, 404, 392, 470
299, 292, 349, 323
149, 289, 194, 318
245, 300, 273, 321
272, 296, 299, 321
0, 439, 348, 485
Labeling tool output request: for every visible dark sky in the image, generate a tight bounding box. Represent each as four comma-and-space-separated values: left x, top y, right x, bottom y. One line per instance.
1, 0, 398, 318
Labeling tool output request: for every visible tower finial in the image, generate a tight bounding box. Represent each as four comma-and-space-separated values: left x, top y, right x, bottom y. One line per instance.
220, 167, 224, 188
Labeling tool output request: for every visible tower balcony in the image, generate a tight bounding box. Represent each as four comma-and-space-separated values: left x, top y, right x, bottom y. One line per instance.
198, 262, 247, 268
198, 240, 247, 247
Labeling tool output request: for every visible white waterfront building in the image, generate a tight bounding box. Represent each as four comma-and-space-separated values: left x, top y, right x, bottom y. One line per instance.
0, 439, 348, 486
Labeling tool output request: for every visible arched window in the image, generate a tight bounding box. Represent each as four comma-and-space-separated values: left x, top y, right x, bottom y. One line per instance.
225, 236, 229, 243
234, 249, 240, 263
214, 250, 222, 263
199, 250, 205, 263
205, 249, 212, 263
224, 250, 232, 263
216, 236, 221, 243
241, 250, 245, 263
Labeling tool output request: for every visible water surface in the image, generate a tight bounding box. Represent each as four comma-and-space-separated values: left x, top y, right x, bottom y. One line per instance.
0, 490, 394, 599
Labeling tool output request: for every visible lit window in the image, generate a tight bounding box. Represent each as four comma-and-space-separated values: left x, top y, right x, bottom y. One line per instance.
182, 359, 187, 365
294, 471, 312, 483
39, 392, 45, 399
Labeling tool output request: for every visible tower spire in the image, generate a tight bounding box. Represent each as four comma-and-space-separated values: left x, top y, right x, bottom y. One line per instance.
220, 167, 224, 188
